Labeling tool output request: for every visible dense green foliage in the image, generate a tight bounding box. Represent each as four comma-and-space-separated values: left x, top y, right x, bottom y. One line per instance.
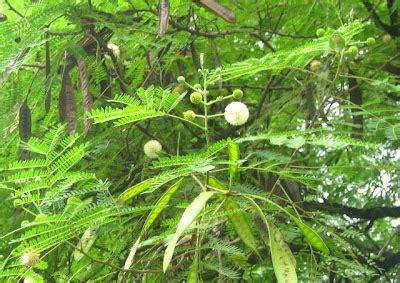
0, 0, 399, 282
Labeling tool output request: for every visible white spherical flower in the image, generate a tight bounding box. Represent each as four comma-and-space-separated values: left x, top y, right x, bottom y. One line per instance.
107, 42, 120, 57
143, 140, 162, 158
224, 102, 250, 126
20, 250, 40, 267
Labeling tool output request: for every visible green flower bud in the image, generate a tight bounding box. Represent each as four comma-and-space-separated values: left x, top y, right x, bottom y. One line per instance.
366, 37, 375, 46
232, 89, 244, 99
177, 76, 186, 83
193, 83, 202, 90
13, 199, 23, 206
215, 67, 222, 73
21, 220, 30, 228
190, 92, 203, 104
316, 28, 325, 37
35, 214, 47, 222
183, 110, 196, 121
348, 46, 359, 57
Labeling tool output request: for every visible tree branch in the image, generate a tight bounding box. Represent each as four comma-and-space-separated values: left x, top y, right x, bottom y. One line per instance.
305, 201, 400, 220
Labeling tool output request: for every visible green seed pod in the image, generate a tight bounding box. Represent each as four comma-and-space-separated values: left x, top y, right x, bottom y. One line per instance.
232, 89, 244, 99
348, 46, 359, 57
208, 177, 258, 254
366, 37, 375, 46
183, 110, 196, 121
329, 33, 345, 52
316, 28, 325, 37
177, 76, 186, 83
190, 92, 203, 104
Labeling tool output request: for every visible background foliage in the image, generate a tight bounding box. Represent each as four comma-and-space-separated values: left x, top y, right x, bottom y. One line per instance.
0, 0, 399, 282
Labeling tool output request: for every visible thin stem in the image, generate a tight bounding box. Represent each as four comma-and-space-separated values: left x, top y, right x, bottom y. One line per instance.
167, 114, 205, 130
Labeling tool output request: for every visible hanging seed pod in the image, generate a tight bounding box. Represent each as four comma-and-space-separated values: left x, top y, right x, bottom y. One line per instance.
158, 0, 169, 36
77, 59, 93, 135
59, 69, 77, 134
197, 0, 236, 23
19, 99, 31, 160
227, 139, 240, 186
208, 177, 258, 254
45, 32, 51, 113
19, 100, 31, 142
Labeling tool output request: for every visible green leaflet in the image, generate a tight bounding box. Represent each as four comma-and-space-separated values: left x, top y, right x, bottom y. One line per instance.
227, 139, 239, 188
248, 198, 297, 283
117, 178, 155, 202
208, 177, 258, 254
295, 220, 330, 255
163, 191, 214, 272
143, 178, 184, 235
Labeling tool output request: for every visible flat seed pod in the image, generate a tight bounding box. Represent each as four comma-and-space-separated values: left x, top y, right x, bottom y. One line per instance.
208, 177, 258, 254
117, 178, 155, 202
227, 139, 239, 186
296, 220, 330, 254
59, 70, 77, 134
19, 99, 31, 142
197, 0, 236, 23
163, 191, 214, 272
77, 59, 93, 135
249, 198, 297, 283
142, 178, 183, 235
267, 221, 298, 283
158, 0, 169, 36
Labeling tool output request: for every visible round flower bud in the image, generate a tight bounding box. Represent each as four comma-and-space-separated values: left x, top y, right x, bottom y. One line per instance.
20, 250, 40, 267
35, 214, 47, 222
13, 199, 23, 206
21, 220, 30, 228
190, 92, 203, 104
24, 277, 34, 283
177, 76, 186, 83
383, 34, 392, 44
193, 83, 202, 90
310, 60, 322, 72
215, 67, 222, 73
232, 89, 244, 99
224, 102, 250, 126
348, 46, 359, 57
143, 140, 162, 159
316, 28, 325, 37
366, 37, 375, 46
329, 33, 345, 52
183, 110, 196, 121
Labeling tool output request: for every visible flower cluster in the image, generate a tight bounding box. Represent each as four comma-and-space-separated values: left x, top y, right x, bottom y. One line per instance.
224, 102, 249, 126
143, 140, 162, 158
20, 250, 40, 267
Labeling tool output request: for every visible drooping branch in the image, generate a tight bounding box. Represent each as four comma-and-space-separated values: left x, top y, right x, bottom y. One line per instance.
305, 201, 400, 220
